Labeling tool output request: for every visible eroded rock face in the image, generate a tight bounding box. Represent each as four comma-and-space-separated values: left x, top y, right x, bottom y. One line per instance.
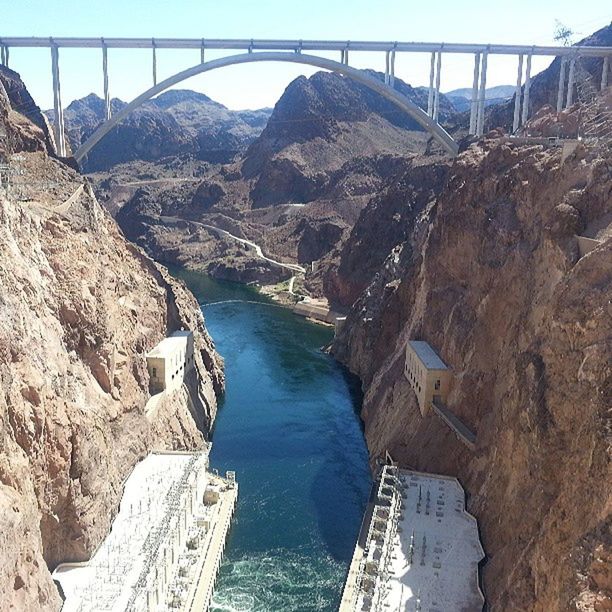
0, 67, 223, 611
332, 131, 611, 609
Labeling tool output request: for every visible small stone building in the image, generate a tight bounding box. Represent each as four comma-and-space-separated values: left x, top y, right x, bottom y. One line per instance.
404, 340, 450, 415
146, 331, 195, 394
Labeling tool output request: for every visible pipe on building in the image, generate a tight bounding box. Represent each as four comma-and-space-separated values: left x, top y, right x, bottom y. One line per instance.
469, 52, 481, 134
433, 50, 442, 121
557, 57, 567, 112
476, 50, 488, 135
50, 44, 66, 157
102, 41, 111, 121
521, 52, 532, 126
512, 54, 524, 133
565, 57, 576, 108
601, 56, 609, 89
427, 51, 436, 117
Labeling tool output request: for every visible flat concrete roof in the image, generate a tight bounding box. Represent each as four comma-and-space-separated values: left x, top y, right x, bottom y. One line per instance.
53, 451, 208, 612
371, 469, 484, 611
408, 340, 448, 371
147, 330, 192, 358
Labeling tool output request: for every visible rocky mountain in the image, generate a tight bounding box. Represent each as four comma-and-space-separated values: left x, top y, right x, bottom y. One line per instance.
48, 89, 272, 171
445, 84, 514, 112
486, 23, 612, 132
330, 95, 612, 610
96, 70, 456, 283
0, 66, 223, 610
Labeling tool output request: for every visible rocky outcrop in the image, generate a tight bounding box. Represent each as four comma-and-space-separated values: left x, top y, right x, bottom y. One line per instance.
0, 67, 223, 611
486, 23, 612, 133
51, 90, 272, 171
332, 115, 611, 609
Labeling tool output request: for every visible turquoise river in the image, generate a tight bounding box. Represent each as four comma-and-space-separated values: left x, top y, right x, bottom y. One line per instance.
173, 271, 372, 612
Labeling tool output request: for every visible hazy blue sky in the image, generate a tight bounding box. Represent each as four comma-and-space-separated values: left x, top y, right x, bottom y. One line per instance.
2, 0, 610, 110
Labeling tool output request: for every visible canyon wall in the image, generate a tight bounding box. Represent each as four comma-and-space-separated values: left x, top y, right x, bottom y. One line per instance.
0, 67, 224, 610
333, 105, 611, 610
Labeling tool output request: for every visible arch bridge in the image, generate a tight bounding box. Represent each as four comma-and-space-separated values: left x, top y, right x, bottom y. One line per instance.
1, 37, 611, 162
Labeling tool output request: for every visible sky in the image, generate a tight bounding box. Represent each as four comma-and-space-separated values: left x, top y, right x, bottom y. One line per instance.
1, 0, 610, 111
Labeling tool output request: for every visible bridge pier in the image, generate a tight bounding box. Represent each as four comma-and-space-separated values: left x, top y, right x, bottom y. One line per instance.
0, 45, 8, 67
602, 56, 610, 89
385, 51, 390, 85
152, 39, 157, 86
102, 41, 111, 121
512, 54, 524, 133
476, 50, 488, 136
201, 40, 206, 64
50, 44, 67, 157
433, 51, 442, 121
389, 48, 396, 88
469, 52, 480, 134
556, 57, 567, 112
427, 52, 435, 117
565, 57, 576, 108
521, 53, 532, 126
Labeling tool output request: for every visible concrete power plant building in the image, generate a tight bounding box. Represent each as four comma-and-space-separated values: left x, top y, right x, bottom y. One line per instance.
404, 341, 450, 416
146, 331, 195, 394
53, 450, 237, 612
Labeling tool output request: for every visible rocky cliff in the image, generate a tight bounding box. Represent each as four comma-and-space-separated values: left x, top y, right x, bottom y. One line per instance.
332, 95, 612, 610
485, 23, 612, 134
0, 67, 224, 611
96, 70, 453, 285
49, 90, 272, 171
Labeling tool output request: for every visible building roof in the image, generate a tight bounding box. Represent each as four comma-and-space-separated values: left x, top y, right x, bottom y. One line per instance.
146, 330, 192, 358
53, 451, 208, 612
408, 340, 448, 370
374, 469, 485, 611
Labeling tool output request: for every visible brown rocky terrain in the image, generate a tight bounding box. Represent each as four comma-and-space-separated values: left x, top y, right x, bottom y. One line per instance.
0, 67, 224, 610
92, 70, 453, 287
49, 90, 272, 171
485, 23, 612, 135
331, 95, 612, 610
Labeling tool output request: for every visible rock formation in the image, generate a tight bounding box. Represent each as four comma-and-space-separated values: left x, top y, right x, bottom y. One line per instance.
48, 90, 272, 171
0, 67, 223, 611
93, 70, 453, 285
332, 97, 612, 609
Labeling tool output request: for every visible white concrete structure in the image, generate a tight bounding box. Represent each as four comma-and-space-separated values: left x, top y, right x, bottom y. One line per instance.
405, 340, 450, 416
2, 37, 610, 158
53, 451, 237, 612
340, 465, 485, 612
146, 331, 194, 394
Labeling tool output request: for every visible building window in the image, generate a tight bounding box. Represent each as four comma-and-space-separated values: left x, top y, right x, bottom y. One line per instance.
152, 367, 157, 378
435, 379, 441, 390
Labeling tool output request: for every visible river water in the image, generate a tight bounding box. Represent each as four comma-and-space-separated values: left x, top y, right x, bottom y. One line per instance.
173, 271, 371, 612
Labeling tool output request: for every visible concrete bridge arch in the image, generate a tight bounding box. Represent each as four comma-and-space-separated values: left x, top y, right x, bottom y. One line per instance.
74, 51, 459, 163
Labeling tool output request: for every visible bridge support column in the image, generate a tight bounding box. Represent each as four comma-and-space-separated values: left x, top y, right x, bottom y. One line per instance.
0, 45, 8, 67
427, 51, 435, 117
512, 54, 524, 133
385, 50, 390, 85
476, 50, 488, 136
556, 57, 567, 112
565, 57, 576, 108
521, 53, 532, 126
102, 42, 111, 121
201, 40, 205, 64
152, 40, 157, 86
50, 45, 67, 157
469, 52, 480, 134
390, 49, 396, 88
433, 51, 442, 121
601, 56, 609, 89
